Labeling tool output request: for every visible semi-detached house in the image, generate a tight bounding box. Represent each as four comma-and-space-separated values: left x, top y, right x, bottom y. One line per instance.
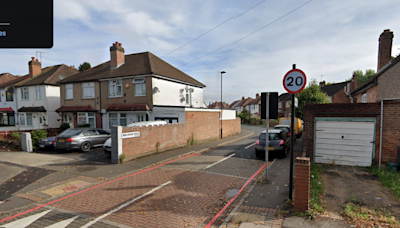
57, 42, 206, 131
0, 58, 77, 131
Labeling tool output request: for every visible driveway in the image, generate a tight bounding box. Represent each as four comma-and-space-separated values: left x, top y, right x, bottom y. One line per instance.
36, 147, 111, 164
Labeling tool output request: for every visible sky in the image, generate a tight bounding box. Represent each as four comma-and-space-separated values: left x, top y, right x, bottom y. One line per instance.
2, 0, 400, 105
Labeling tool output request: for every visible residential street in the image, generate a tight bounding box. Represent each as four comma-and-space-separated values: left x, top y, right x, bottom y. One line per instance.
0, 125, 300, 227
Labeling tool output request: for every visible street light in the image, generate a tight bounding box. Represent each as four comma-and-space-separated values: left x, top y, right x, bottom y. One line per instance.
220, 71, 226, 139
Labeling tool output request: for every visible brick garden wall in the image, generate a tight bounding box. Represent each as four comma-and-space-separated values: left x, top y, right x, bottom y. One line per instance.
121, 111, 241, 161
294, 157, 310, 212
303, 101, 400, 164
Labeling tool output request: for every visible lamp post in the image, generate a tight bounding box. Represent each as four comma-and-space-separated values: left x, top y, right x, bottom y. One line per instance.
220, 71, 226, 139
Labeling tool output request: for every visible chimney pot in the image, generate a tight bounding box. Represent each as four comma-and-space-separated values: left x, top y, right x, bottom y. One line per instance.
377, 29, 394, 71
110, 41, 125, 68
31, 57, 35, 61
28, 57, 41, 77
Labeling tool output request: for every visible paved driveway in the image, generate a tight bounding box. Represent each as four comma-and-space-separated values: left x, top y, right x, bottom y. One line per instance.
37, 147, 111, 164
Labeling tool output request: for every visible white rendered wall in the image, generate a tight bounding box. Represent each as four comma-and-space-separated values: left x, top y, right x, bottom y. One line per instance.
152, 78, 205, 108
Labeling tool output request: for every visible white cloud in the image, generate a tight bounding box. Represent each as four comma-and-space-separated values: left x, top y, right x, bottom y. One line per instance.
2, 0, 400, 105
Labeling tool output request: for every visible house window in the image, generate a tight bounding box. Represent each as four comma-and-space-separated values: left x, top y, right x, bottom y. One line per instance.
133, 78, 146, 96
0, 113, 15, 126
19, 113, 32, 126
6, 91, 13, 101
285, 102, 290, 108
278, 102, 282, 108
78, 112, 96, 128
66, 84, 73, 100
185, 90, 189, 104
362, 94, 367, 103
82, 82, 95, 99
36, 86, 42, 99
108, 113, 127, 129
108, 80, 122, 97
21, 87, 29, 100
137, 114, 147, 122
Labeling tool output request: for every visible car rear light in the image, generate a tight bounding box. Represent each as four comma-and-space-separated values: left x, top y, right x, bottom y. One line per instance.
66, 138, 74, 142
288, 132, 291, 136
256, 140, 260, 145
279, 140, 285, 146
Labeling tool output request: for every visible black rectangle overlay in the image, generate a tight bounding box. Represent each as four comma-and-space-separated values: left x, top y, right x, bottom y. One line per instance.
0, 0, 53, 48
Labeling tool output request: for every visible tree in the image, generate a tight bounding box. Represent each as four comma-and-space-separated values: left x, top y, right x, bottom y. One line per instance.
295, 79, 330, 119
78, 62, 91, 72
353, 69, 375, 84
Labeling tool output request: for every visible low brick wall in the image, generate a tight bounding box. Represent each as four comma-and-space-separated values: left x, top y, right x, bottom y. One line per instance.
222, 118, 241, 137
120, 112, 241, 162
294, 157, 310, 212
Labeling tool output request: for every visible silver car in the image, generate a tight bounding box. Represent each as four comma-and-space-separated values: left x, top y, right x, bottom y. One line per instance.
54, 128, 111, 152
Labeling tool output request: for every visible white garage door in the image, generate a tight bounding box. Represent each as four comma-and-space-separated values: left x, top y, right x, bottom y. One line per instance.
315, 121, 375, 166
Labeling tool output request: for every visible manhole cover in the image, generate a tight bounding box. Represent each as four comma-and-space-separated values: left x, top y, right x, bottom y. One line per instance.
76, 167, 97, 172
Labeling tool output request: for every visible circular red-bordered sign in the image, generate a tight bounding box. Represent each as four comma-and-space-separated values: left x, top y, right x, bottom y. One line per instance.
283, 69, 307, 94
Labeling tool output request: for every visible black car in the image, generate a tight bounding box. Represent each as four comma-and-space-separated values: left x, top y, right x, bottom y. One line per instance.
38, 136, 56, 150
54, 128, 111, 152
255, 129, 290, 159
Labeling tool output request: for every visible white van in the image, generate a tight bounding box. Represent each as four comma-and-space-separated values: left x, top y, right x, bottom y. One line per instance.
103, 121, 168, 154
126, 120, 168, 128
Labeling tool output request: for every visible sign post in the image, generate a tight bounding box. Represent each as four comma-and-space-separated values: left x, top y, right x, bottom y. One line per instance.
265, 93, 269, 181
283, 64, 306, 201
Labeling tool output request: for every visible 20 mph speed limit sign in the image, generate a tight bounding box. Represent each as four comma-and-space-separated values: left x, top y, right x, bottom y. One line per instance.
283, 69, 307, 94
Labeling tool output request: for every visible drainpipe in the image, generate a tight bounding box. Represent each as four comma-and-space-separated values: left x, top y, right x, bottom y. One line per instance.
379, 98, 400, 170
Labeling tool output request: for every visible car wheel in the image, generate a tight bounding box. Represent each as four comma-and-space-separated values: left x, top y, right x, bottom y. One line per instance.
80, 142, 91, 152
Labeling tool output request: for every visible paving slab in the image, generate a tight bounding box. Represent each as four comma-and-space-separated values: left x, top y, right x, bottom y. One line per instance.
282, 216, 351, 228
0, 152, 75, 167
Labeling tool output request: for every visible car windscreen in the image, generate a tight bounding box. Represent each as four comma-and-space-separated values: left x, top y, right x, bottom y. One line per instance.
260, 133, 282, 140
58, 129, 83, 136
281, 119, 291, 125
276, 127, 289, 134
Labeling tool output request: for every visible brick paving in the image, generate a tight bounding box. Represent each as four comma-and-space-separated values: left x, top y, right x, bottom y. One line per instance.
224, 205, 284, 228
206, 157, 265, 179
51, 166, 249, 227
0, 146, 265, 228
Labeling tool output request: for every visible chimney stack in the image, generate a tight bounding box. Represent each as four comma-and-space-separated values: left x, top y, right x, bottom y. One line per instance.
242, 96, 245, 100
377, 29, 394, 71
256, 93, 260, 99
319, 81, 326, 87
110, 42, 125, 69
28, 57, 41, 77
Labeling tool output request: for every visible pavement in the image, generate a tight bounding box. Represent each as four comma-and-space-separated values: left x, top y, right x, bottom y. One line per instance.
0, 125, 347, 228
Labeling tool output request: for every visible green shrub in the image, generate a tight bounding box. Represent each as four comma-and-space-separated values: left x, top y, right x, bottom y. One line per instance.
11, 132, 21, 142
238, 110, 251, 124
77, 123, 91, 128
60, 123, 70, 131
31, 129, 47, 151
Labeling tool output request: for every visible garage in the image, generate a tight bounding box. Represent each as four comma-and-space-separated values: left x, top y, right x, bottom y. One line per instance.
314, 118, 376, 166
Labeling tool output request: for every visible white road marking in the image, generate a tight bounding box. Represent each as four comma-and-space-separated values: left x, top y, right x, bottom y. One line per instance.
81, 181, 172, 228
245, 143, 256, 149
45, 215, 79, 228
1, 210, 51, 228
203, 153, 235, 170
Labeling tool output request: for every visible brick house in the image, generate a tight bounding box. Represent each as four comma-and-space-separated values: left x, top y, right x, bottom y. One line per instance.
57, 42, 206, 130
319, 75, 360, 104
230, 97, 253, 115
207, 101, 229, 109
351, 29, 400, 103
278, 93, 291, 118
246, 93, 261, 117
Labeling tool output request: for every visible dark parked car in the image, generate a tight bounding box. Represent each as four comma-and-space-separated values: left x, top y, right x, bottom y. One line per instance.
274, 124, 295, 141
38, 137, 56, 150
255, 129, 290, 160
54, 128, 111, 152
